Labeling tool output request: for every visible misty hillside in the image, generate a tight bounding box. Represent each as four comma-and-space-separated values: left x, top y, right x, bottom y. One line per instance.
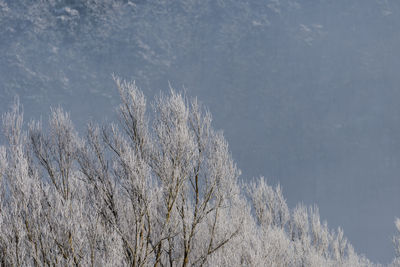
1, 0, 400, 263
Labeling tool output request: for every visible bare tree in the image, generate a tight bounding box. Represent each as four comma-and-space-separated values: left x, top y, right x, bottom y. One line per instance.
0, 80, 375, 267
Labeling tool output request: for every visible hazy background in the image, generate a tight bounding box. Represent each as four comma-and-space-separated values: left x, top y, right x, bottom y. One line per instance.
1, 0, 400, 263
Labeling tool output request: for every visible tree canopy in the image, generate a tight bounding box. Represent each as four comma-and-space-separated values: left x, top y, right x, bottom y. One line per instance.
0, 79, 389, 266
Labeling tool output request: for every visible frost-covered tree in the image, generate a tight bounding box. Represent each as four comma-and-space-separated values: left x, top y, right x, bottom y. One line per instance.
0, 78, 378, 266
75, 78, 242, 266
390, 218, 400, 267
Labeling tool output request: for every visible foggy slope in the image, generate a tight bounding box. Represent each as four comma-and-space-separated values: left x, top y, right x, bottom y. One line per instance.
1, 0, 400, 263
